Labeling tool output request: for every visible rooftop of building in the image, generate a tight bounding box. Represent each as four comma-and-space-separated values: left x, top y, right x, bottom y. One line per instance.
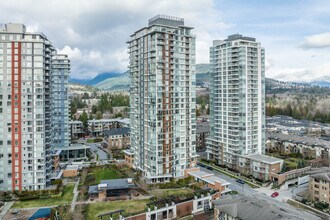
241, 153, 283, 164
311, 172, 330, 182
267, 115, 330, 129
267, 133, 330, 148
65, 165, 79, 171
88, 118, 129, 124
0, 23, 49, 41
212, 194, 320, 220
196, 121, 210, 134
63, 144, 90, 151
104, 127, 130, 136
148, 14, 184, 27
226, 34, 256, 42
123, 148, 135, 156
69, 120, 83, 124
188, 170, 230, 186
88, 178, 135, 194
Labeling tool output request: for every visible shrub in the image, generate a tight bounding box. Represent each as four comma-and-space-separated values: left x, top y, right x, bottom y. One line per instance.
314, 202, 329, 210
94, 138, 103, 142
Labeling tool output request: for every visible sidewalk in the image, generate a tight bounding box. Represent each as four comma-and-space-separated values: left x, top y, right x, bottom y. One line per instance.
70, 177, 80, 212
198, 161, 261, 188
0, 202, 13, 220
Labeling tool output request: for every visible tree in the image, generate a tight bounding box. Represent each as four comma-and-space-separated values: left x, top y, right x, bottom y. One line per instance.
96, 111, 103, 119
91, 105, 98, 114
281, 163, 288, 173
298, 159, 306, 168
79, 110, 88, 130
206, 107, 210, 115
82, 92, 90, 99
196, 108, 201, 117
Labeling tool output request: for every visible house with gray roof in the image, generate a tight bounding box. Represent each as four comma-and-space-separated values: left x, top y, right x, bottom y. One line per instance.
213, 194, 321, 220
88, 178, 136, 200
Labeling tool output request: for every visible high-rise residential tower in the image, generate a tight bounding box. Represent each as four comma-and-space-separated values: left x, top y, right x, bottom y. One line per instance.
128, 15, 197, 182
51, 54, 70, 149
207, 34, 265, 168
0, 23, 70, 191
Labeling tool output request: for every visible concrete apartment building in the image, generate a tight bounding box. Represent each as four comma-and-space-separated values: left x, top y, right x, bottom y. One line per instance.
267, 133, 330, 160
104, 127, 130, 149
309, 172, 330, 205
87, 118, 129, 137
51, 54, 70, 149
237, 153, 283, 181
0, 23, 69, 191
69, 120, 85, 139
207, 34, 265, 169
128, 15, 197, 182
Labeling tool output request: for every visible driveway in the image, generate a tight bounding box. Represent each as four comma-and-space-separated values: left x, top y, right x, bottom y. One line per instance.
77, 139, 109, 161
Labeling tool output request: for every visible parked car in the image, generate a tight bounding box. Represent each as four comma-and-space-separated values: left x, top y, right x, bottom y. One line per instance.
271, 192, 279, 198
206, 166, 213, 171
236, 179, 245, 184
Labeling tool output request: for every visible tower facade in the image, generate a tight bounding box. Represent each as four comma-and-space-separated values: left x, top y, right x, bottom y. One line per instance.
128, 15, 197, 182
51, 54, 70, 149
207, 34, 265, 168
0, 23, 70, 191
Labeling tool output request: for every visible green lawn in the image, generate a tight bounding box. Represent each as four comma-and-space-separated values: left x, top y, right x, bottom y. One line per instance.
90, 166, 124, 183
285, 158, 299, 170
150, 188, 194, 199
12, 184, 75, 208
86, 199, 150, 220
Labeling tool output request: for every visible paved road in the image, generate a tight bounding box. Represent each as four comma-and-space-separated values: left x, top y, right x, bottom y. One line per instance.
88, 143, 109, 160
199, 166, 256, 195
199, 164, 305, 203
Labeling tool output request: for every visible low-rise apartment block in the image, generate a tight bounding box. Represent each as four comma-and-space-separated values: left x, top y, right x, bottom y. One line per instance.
123, 149, 134, 168
267, 115, 330, 137
237, 153, 283, 181
88, 118, 129, 137
104, 127, 130, 149
69, 120, 85, 140
267, 133, 330, 160
309, 172, 330, 204
185, 167, 231, 195
196, 121, 210, 151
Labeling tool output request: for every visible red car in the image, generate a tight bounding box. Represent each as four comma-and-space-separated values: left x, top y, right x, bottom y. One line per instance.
271, 192, 279, 198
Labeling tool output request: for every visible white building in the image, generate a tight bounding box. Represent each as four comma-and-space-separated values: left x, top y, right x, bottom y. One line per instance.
128, 15, 197, 182
207, 34, 265, 168
69, 120, 85, 139
0, 23, 69, 191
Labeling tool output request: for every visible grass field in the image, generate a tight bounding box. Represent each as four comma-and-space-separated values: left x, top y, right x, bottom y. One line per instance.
90, 166, 124, 183
149, 188, 194, 199
12, 183, 75, 208
86, 199, 150, 220
285, 157, 299, 170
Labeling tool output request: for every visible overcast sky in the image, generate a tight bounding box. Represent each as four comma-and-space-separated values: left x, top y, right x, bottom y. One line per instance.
1, 0, 329, 82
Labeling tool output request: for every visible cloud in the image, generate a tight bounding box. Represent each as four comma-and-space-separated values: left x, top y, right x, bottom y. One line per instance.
267, 63, 330, 82
300, 32, 330, 49
0, 0, 230, 79
1, 0, 329, 81
265, 58, 273, 71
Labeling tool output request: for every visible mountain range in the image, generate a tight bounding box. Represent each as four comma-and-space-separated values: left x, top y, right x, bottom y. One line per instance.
69, 64, 330, 91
